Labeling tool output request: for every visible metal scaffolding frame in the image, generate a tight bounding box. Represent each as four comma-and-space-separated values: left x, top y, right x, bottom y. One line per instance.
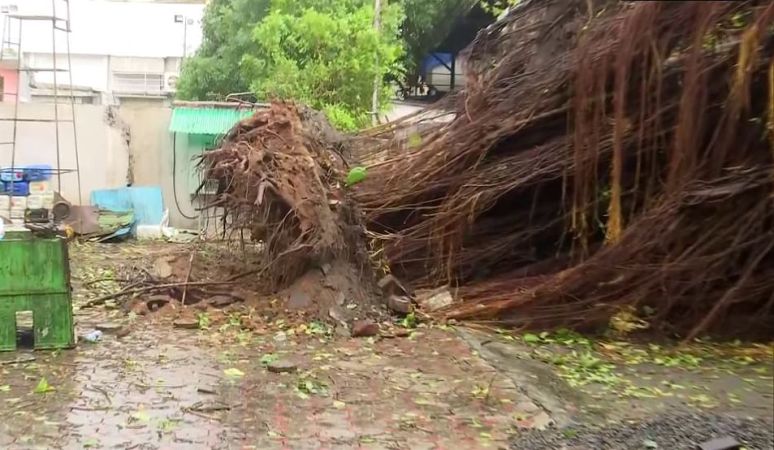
1, 0, 82, 220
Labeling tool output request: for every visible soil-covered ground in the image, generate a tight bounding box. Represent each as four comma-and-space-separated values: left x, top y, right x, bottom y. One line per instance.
0, 242, 771, 449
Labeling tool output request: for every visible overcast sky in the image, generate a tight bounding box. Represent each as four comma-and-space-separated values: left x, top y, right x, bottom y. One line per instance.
1, 0, 205, 57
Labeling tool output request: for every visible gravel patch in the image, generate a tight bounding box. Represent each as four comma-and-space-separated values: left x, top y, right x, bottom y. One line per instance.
511, 412, 774, 449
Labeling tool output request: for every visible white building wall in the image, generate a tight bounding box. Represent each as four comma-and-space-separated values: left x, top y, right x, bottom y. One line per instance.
0, 0, 203, 103
24, 53, 110, 92
0, 103, 130, 204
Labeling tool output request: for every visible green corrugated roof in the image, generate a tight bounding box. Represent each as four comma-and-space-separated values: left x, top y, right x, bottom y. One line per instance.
169, 107, 255, 135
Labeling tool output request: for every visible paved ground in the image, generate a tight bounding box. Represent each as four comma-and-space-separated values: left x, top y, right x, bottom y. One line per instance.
0, 322, 546, 449
0, 242, 771, 449
0, 243, 547, 449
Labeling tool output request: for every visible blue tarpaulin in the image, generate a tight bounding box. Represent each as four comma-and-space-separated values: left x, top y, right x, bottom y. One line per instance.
90, 187, 164, 226
422, 52, 453, 77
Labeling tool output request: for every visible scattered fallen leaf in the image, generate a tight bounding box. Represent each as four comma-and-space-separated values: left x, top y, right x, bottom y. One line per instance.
259, 354, 278, 366
83, 438, 100, 448
333, 400, 346, 409
224, 368, 245, 379
130, 409, 150, 423
33, 378, 54, 394
522, 333, 540, 344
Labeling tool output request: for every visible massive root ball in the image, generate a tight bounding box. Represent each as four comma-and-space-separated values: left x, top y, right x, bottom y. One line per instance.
200, 102, 377, 318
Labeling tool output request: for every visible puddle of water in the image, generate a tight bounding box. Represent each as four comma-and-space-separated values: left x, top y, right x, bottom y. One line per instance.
1, 327, 238, 450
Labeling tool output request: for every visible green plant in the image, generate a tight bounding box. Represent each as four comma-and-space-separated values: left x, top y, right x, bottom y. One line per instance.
401, 312, 418, 329
33, 377, 55, 394
196, 312, 211, 330
242, 0, 405, 129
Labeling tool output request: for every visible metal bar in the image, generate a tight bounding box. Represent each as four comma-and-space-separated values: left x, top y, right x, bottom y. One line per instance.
0, 167, 77, 173
0, 118, 75, 122
51, 0, 62, 193
6, 15, 63, 21
8, 20, 22, 218
20, 68, 70, 72
64, 0, 82, 207
450, 53, 456, 90
431, 52, 453, 73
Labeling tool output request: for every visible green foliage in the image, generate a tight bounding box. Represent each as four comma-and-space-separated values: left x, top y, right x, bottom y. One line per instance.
479, 0, 519, 16
180, 0, 404, 130
178, 0, 519, 130
242, 0, 405, 129
177, 0, 271, 100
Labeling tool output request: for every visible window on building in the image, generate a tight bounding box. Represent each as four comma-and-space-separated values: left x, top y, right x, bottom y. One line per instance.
112, 73, 164, 95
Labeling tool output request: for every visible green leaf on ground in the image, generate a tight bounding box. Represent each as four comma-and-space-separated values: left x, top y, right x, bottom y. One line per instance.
522, 333, 540, 344
401, 312, 418, 329
346, 167, 367, 186
0, 385, 10, 392
131, 409, 151, 423
33, 378, 55, 394
83, 438, 100, 448
224, 368, 245, 379
259, 353, 279, 366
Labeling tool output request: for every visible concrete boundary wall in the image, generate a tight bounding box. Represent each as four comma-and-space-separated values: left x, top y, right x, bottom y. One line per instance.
0, 102, 199, 228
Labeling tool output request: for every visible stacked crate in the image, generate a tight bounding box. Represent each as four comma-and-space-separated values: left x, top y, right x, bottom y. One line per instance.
0, 165, 54, 223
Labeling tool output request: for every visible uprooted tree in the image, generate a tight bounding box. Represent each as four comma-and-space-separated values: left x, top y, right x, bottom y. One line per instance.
201, 0, 774, 339
199, 103, 380, 321
354, 0, 774, 339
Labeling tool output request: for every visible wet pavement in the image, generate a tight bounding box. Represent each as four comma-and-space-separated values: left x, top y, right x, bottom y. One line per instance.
1, 242, 771, 449
0, 322, 546, 449
0, 239, 547, 449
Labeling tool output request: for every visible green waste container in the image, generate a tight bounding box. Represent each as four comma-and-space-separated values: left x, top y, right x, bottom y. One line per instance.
0, 229, 74, 351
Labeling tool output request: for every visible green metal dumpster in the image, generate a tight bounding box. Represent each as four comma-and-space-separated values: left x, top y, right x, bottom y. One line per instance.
0, 229, 74, 351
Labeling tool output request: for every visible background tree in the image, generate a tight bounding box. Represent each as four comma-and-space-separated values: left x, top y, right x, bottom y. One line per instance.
177, 0, 517, 129
240, 0, 404, 130
176, 0, 270, 100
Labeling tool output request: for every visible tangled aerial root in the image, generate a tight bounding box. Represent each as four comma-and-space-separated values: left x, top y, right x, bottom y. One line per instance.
354, 0, 774, 338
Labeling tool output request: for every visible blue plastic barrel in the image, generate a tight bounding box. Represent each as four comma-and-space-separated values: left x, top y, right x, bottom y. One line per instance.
22, 165, 53, 182
0, 168, 24, 183
0, 181, 30, 196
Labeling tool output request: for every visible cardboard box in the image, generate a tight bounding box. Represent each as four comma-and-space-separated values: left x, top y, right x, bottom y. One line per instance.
41, 192, 55, 210
9, 207, 25, 219
9, 196, 26, 209
28, 181, 53, 194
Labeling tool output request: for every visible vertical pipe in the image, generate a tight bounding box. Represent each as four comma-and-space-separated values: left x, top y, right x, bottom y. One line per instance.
51, 0, 62, 193
371, 0, 382, 125
8, 20, 22, 219
450, 52, 456, 90
64, 0, 82, 207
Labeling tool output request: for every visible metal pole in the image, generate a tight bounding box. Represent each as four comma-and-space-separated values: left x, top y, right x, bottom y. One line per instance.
64, 0, 82, 207
182, 17, 187, 58
51, 0, 62, 193
8, 20, 22, 219
371, 0, 382, 126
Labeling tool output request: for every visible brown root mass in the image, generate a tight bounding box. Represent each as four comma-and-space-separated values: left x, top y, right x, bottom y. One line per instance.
354, 0, 774, 338
200, 103, 378, 319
